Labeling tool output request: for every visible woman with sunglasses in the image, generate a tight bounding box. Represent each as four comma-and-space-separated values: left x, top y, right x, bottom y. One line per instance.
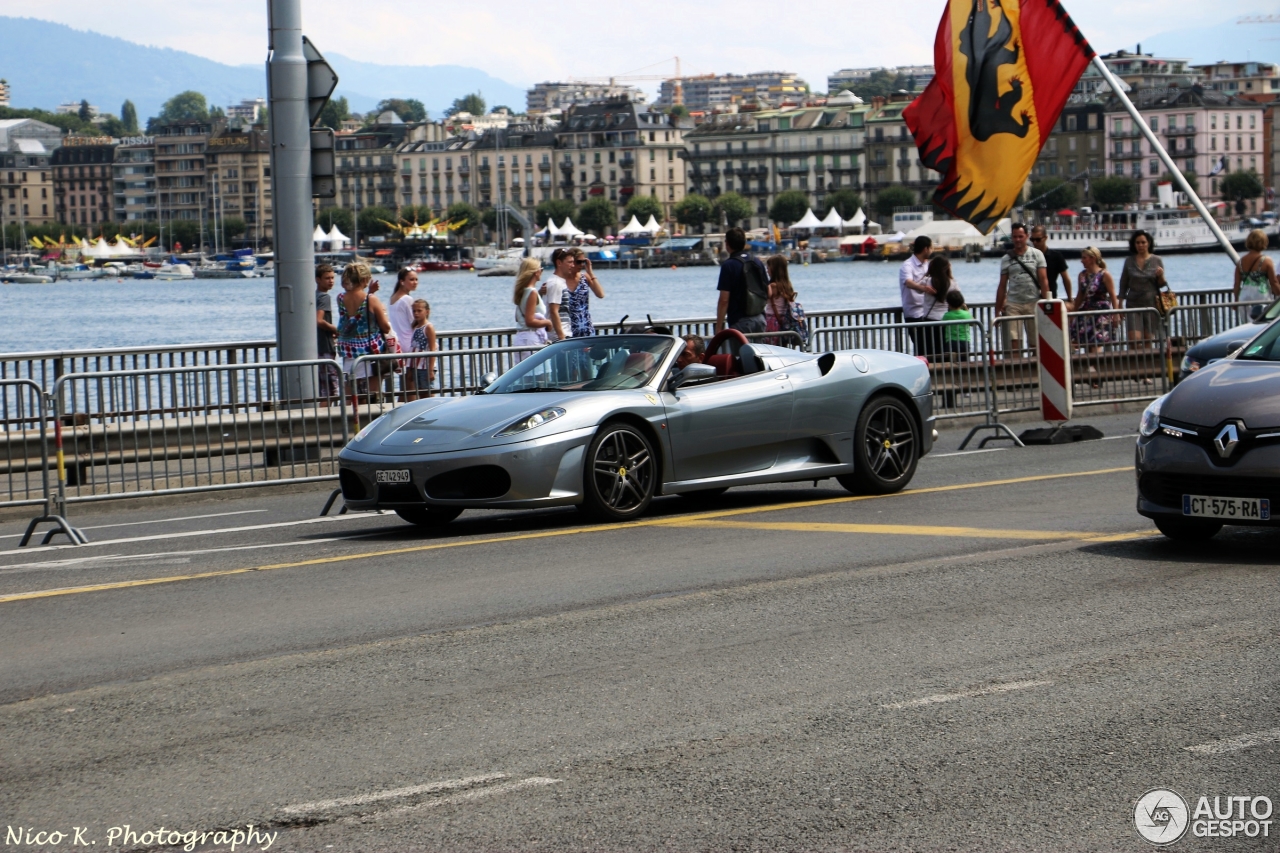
562, 247, 606, 338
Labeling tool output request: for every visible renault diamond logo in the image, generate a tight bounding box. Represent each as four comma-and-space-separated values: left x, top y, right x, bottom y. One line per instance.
1214, 424, 1240, 459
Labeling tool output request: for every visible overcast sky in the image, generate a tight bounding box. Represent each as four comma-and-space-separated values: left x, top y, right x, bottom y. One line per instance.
3, 0, 1273, 97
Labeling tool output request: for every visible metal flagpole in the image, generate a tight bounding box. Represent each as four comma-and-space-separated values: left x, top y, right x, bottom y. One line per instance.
1090, 56, 1240, 266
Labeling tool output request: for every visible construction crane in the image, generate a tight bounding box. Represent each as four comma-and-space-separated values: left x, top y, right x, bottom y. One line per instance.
569, 57, 685, 105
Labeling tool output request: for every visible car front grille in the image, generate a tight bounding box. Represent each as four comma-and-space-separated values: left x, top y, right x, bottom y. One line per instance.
1139, 473, 1280, 508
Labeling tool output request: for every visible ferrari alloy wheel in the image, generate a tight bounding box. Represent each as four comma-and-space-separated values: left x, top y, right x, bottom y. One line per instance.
395, 505, 464, 527
1153, 516, 1222, 541
838, 396, 919, 495
583, 423, 657, 521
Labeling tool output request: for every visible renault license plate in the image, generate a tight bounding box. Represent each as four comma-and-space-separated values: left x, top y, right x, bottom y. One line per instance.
375, 469, 411, 484
1182, 494, 1270, 521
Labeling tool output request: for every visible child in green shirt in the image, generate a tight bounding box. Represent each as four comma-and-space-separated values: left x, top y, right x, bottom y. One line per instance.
942, 289, 972, 357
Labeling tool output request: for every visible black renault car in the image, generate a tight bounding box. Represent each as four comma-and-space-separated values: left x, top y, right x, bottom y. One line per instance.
1137, 316, 1280, 540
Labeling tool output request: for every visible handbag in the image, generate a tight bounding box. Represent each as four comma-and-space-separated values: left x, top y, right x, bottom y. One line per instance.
1155, 274, 1177, 317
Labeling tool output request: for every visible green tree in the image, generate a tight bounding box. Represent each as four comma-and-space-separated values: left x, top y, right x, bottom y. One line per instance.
535, 198, 576, 228
357, 205, 397, 237
848, 69, 915, 99
400, 204, 434, 224
209, 105, 226, 120
316, 206, 354, 235
78, 99, 92, 122
872, 185, 915, 219
0, 106, 103, 136
447, 93, 486, 117
669, 105, 689, 119
823, 188, 864, 220
711, 191, 752, 227
1090, 176, 1137, 208
1221, 169, 1263, 206
769, 189, 810, 224
97, 115, 128, 137
168, 219, 200, 251
445, 202, 482, 241
317, 96, 349, 131
375, 98, 427, 123
219, 216, 247, 246
1160, 171, 1198, 194
674, 193, 713, 231
154, 91, 209, 126
1027, 178, 1080, 210
577, 196, 618, 235
121, 100, 138, 133
624, 194, 664, 224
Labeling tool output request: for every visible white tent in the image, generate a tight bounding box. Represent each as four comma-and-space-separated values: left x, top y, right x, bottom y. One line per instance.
903, 219, 984, 246
84, 238, 111, 259
843, 208, 867, 229
108, 238, 132, 257
618, 216, 646, 236
817, 207, 843, 229
792, 208, 823, 230
326, 224, 349, 248
312, 225, 327, 244
642, 215, 662, 234
558, 217, 585, 237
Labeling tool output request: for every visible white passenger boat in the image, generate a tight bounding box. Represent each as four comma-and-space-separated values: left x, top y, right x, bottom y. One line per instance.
1036, 207, 1277, 255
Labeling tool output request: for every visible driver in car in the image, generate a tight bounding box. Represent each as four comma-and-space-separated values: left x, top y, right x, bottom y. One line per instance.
675, 334, 706, 370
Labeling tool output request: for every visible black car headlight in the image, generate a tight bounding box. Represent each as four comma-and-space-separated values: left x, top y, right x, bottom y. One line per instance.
1139, 395, 1166, 438
497, 407, 565, 436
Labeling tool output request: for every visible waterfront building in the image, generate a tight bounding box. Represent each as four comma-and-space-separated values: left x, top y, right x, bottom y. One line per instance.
440, 127, 557, 215
226, 98, 267, 125
0, 79, 9, 108
52, 137, 116, 227
207, 126, 272, 244
1075, 49, 1200, 98
1032, 100, 1106, 202
112, 136, 156, 224
655, 72, 809, 111
153, 119, 213, 223
56, 101, 98, 117
526, 82, 645, 114
396, 121, 475, 216
1104, 87, 1265, 207
0, 118, 62, 226
864, 95, 941, 209
335, 111, 411, 212
828, 66, 934, 95
555, 98, 687, 226
1192, 61, 1280, 98
683, 91, 869, 229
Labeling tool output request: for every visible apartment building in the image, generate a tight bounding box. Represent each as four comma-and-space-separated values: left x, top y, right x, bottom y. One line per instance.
395, 121, 466, 216
335, 112, 411, 211
1105, 87, 1265, 205
455, 128, 558, 212
1031, 101, 1105, 201
1075, 49, 1200, 98
1193, 61, 1280, 98
526, 82, 645, 114
863, 96, 941, 208
153, 119, 213, 222
655, 72, 808, 111
0, 79, 9, 108
828, 66, 934, 94
112, 136, 156, 223
683, 91, 869, 228
52, 137, 116, 226
207, 126, 272, 243
0, 118, 61, 225
226, 99, 267, 124
555, 99, 687, 224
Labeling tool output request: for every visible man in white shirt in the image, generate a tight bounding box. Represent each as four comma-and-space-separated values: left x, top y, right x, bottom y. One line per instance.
541, 248, 576, 342
898, 235, 935, 356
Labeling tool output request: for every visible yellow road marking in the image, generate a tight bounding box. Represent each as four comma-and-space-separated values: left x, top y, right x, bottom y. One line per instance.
0, 466, 1132, 605
665, 520, 1102, 540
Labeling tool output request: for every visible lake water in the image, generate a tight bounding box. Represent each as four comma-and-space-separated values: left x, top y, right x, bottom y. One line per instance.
0, 250, 1261, 354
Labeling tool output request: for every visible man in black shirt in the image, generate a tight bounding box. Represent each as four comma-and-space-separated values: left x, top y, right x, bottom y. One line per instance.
715, 227, 769, 333
1031, 225, 1072, 300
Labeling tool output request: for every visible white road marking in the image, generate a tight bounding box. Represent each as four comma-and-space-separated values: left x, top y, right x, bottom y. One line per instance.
363, 777, 562, 821
281, 773, 509, 816
1184, 728, 1280, 755
0, 510, 267, 540
884, 679, 1053, 709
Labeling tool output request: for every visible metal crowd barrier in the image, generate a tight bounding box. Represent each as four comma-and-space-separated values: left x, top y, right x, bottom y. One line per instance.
1066, 307, 1169, 407
48, 360, 348, 513
0, 379, 85, 545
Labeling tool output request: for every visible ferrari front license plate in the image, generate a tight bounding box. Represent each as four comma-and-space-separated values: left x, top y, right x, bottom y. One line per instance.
375, 469, 411, 484
1182, 494, 1270, 521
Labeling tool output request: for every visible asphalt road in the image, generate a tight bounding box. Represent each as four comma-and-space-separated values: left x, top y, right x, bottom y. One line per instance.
1, 412, 1276, 852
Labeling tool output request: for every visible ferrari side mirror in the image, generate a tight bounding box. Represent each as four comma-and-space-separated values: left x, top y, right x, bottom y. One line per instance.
670, 363, 716, 390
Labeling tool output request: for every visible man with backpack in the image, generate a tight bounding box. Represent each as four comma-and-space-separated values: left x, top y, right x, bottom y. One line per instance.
715, 227, 770, 334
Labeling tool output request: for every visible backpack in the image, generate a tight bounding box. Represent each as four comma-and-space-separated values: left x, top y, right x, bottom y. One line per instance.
737, 252, 769, 317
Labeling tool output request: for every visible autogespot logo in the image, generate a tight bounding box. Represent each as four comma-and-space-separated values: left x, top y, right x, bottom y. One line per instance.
1135, 788, 1190, 845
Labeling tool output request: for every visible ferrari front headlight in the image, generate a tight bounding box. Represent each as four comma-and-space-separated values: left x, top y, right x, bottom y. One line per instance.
497, 407, 565, 436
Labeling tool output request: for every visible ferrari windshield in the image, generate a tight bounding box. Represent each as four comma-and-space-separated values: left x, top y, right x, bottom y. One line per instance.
1237, 320, 1280, 362
484, 335, 674, 393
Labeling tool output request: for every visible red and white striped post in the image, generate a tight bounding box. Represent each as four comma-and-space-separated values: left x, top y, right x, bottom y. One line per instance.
1035, 299, 1073, 422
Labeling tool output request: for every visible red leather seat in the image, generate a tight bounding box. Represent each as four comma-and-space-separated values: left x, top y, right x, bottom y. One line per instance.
705, 353, 735, 376
704, 329, 748, 377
